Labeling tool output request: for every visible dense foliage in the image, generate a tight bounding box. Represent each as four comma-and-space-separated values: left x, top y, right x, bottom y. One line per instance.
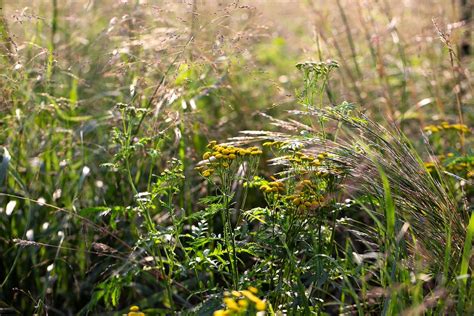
0, 1, 473, 315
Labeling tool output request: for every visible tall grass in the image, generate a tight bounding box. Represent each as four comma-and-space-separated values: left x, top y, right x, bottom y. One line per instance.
0, 0, 472, 315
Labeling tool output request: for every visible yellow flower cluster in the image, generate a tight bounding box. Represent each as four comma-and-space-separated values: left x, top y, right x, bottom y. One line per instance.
287, 196, 321, 213
202, 168, 214, 177
254, 175, 324, 213
259, 181, 285, 194
287, 179, 323, 213
424, 153, 474, 178
446, 158, 474, 173
127, 306, 145, 316
295, 179, 317, 191
213, 287, 266, 316
262, 141, 286, 148
424, 122, 470, 134
424, 156, 473, 176
286, 151, 329, 166
205, 141, 263, 159
198, 141, 263, 177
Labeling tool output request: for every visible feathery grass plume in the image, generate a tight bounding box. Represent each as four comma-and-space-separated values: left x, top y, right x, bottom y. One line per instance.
236, 106, 470, 274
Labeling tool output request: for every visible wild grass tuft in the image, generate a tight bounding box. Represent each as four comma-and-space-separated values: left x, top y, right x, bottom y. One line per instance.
0, 1, 472, 315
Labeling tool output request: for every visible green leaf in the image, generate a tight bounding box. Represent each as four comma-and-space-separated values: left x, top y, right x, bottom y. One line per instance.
459, 212, 474, 284
377, 164, 395, 239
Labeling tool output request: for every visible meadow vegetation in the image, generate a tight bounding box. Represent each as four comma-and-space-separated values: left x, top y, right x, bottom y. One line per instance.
0, 0, 473, 315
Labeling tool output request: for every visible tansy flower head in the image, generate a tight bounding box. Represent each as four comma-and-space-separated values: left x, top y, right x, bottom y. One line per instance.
202, 169, 214, 177
238, 299, 248, 308
213, 310, 229, 316
231, 290, 242, 297
127, 306, 145, 316
223, 298, 239, 311
240, 290, 266, 311
248, 286, 258, 294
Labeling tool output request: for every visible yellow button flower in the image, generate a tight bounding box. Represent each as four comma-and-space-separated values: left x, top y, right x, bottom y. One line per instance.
223, 297, 240, 311
127, 306, 145, 316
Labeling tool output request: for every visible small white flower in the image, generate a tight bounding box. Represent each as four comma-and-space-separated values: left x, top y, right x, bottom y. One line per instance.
26, 229, 34, 240
82, 166, 90, 176
37, 197, 46, 206
53, 189, 62, 201
15, 109, 22, 120
47, 264, 54, 272
42, 222, 50, 230
189, 98, 197, 110
6, 200, 16, 216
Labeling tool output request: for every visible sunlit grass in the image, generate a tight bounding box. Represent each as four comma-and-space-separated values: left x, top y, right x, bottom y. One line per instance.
0, 0, 472, 314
